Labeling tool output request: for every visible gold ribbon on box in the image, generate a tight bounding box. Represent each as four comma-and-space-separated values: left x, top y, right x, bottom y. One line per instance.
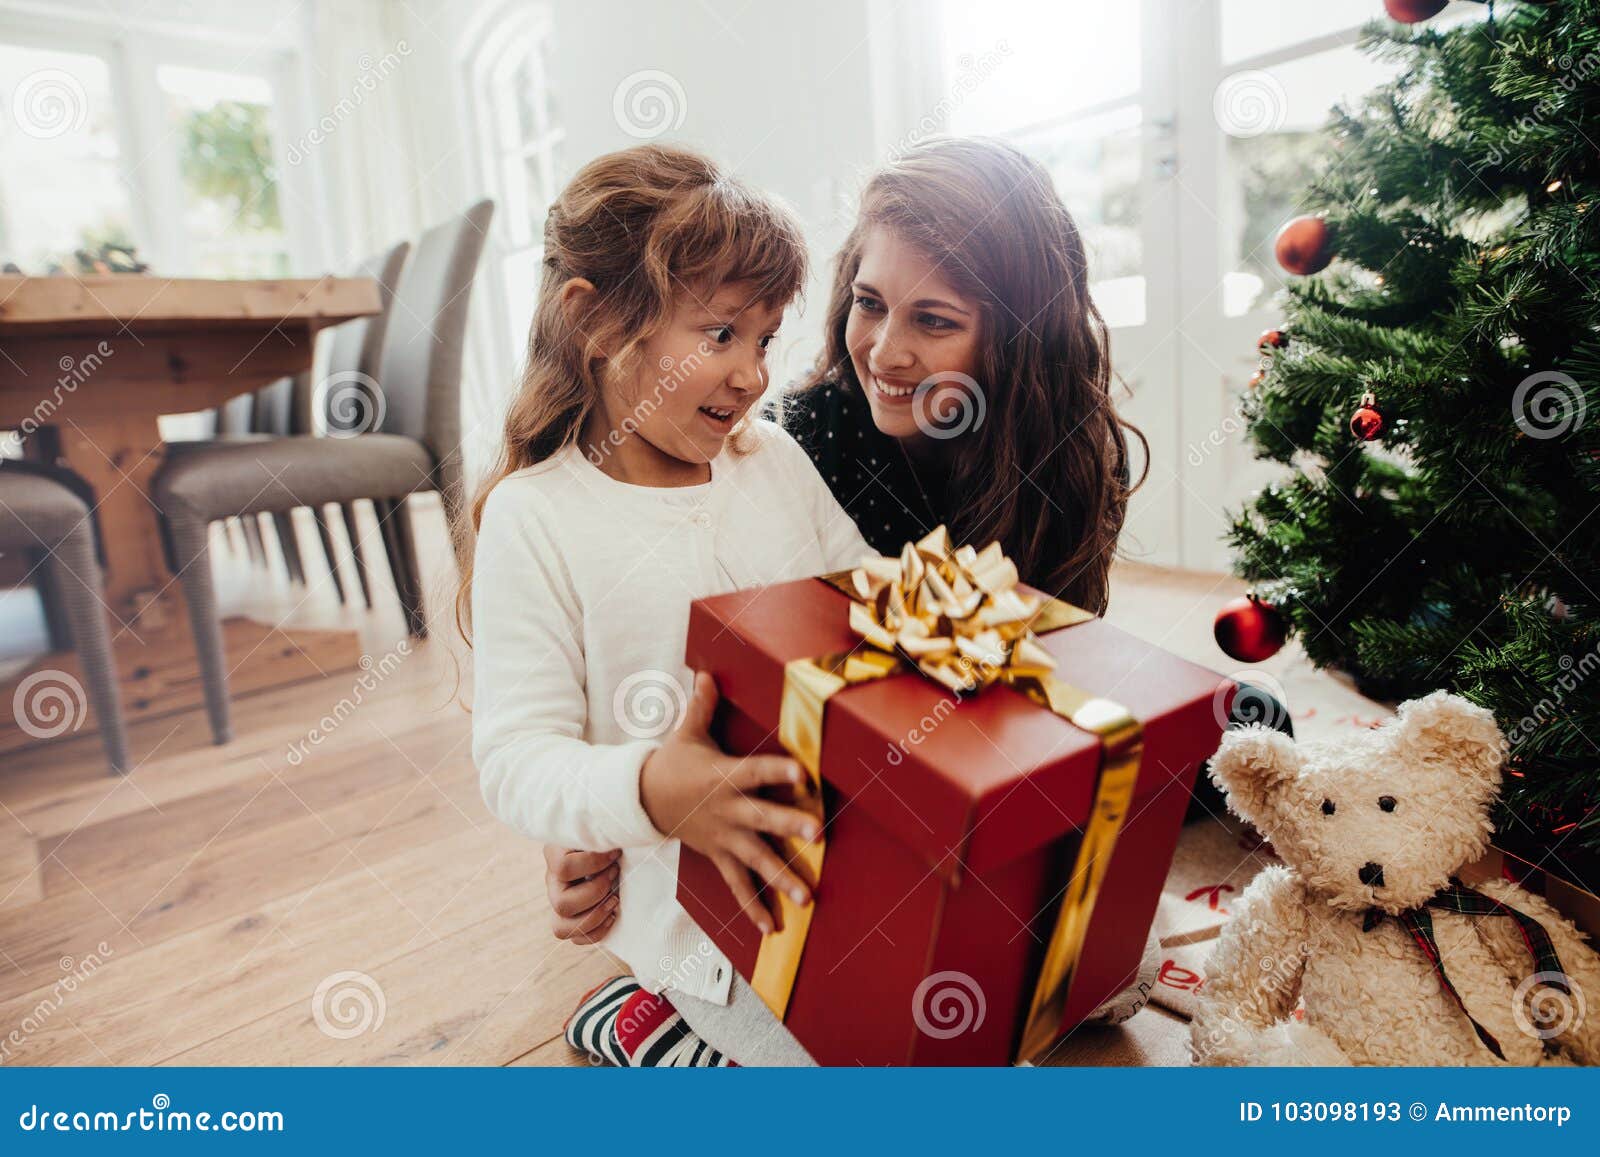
752, 526, 1144, 1064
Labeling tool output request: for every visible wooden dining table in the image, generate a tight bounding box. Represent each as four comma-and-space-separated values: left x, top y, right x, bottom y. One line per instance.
0, 274, 381, 758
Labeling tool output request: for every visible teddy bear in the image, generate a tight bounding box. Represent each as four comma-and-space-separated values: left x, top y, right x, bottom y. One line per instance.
1191, 689, 1600, 1066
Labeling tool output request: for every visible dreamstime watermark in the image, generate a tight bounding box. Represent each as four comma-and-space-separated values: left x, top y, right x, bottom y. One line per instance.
285, 42, 412, 165
884, 692, 958, 767
284, 641, 411, 766
613, 70, 687, 139
1480, 47, 1600, 168
10, 67, 87, 140
1187, 394, 1250, 467
1512, 970, 1585, 1042
12, 669, 87, 740
604, 940, 720, 1068
1503, 640, 1600, 748
911, 372, 985, 440
585, 343, 718, 465
16, 1094, 283, 1134
310, 970, 386, 1039
882, 642, 1016, 767
1212, 69, 1286, 138
1511, 370, 1586, 440
0, 943, 114, 1064
1191, 935, 1326, 1061
911, 970, 986, 1039
1, 341, 114, 457
888, 41, 1012, 161
612, 669, 688, 740
314, 369, 386, 438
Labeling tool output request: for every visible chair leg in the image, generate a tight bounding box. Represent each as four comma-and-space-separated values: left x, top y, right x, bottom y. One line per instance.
165, 510, 232, 745
271, 510, 306, 584
392, 496, 428, 639
312, 505, 347, 604
339, 501, 374, 609
375, 497, 426, 638
46, 532, 129, 773
240, 514, 266, 566
32, 546, 74, 651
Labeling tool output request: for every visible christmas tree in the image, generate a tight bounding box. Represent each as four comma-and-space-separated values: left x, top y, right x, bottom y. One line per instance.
1227, 0, 1600, 863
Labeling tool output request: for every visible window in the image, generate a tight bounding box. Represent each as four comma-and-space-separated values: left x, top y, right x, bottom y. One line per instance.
922, 0, 1492, 568
159, 64, 290, 277
0, 19, 311, 280
1217, 45, 1406, 317
1216, 0, 1490, 316
1015, 106, 1144, 327
0, 43, 135, 273
468, 7, 563, 352
938, 0, 1144, 327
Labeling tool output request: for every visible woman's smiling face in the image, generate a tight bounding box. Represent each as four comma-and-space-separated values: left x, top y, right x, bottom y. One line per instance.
844, 226, 984, 444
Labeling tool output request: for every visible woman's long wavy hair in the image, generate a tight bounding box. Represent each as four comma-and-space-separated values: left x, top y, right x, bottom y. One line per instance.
455, 144, 808, 641
796, 136, 1146, 614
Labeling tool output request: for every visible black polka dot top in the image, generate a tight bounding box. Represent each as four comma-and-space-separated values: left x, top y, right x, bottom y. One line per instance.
765, 375, 951, 558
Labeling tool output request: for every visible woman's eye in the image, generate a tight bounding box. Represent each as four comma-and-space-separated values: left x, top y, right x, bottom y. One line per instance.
853, 295, 882, 313
1321, 798, 1335, 816
918, 313, 957, 331
1378, 795, 1397, 813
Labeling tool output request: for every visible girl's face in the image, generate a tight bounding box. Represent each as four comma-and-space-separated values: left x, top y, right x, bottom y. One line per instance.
592, 280, 783, 478
844, 227, 984, 445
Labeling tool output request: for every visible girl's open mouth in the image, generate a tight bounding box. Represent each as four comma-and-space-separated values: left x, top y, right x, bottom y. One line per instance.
698, 404, 738, 430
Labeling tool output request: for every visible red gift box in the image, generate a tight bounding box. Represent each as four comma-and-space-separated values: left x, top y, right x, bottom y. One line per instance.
676, 572, 1231, 1066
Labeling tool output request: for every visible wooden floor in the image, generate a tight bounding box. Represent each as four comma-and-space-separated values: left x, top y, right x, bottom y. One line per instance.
0, 498, 1275, 1067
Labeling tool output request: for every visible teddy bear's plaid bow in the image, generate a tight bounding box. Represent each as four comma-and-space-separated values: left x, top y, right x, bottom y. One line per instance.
1361, 878, 1570, 1060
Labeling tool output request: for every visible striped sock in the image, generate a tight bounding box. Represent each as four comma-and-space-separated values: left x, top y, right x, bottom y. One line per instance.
614, 988, 736, 1067
563, 976, 636, 1066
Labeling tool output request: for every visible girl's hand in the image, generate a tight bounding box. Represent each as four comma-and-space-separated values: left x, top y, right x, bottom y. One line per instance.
640, 672, 821, 936
544, 845, 621, 944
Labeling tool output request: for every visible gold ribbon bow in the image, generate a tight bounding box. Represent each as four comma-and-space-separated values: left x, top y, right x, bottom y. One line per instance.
754, 526, 1144, 1063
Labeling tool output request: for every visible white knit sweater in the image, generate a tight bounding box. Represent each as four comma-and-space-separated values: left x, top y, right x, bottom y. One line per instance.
472, 419, 873, 1006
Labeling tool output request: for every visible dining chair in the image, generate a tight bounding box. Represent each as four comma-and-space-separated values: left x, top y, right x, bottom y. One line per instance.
8, 427, 76, 650
215, 392, 265, 564
312, 240, 411, 609
151, 200, 493, 744
172, 383, 263, 564
166, 243, 410, 599
0, 463, 130, 772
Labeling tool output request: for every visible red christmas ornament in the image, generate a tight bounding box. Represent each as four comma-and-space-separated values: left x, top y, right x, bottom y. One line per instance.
1384, 0, 1448, 23
1258, 329, 1288, 352
1350, 391, 1384, 441
1274, 215, 1333, 275
1214, 594, 1288, 664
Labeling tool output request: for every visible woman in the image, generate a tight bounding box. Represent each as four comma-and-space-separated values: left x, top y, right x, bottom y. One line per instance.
778, 135, 1138, 614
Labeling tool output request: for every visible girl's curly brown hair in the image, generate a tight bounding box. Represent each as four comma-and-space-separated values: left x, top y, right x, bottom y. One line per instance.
456, 144, 808, 640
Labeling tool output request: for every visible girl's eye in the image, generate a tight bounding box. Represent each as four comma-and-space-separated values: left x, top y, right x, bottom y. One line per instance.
758, 334, 776, 351
853, 295, 882, 313
1378, 795, 1397, 813
708, 326, 735, 345
918, 313, 958, 331
1321, 798, 1335, 816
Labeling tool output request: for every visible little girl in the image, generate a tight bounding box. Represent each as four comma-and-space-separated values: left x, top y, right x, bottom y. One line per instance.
463, 144, 871, 1066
